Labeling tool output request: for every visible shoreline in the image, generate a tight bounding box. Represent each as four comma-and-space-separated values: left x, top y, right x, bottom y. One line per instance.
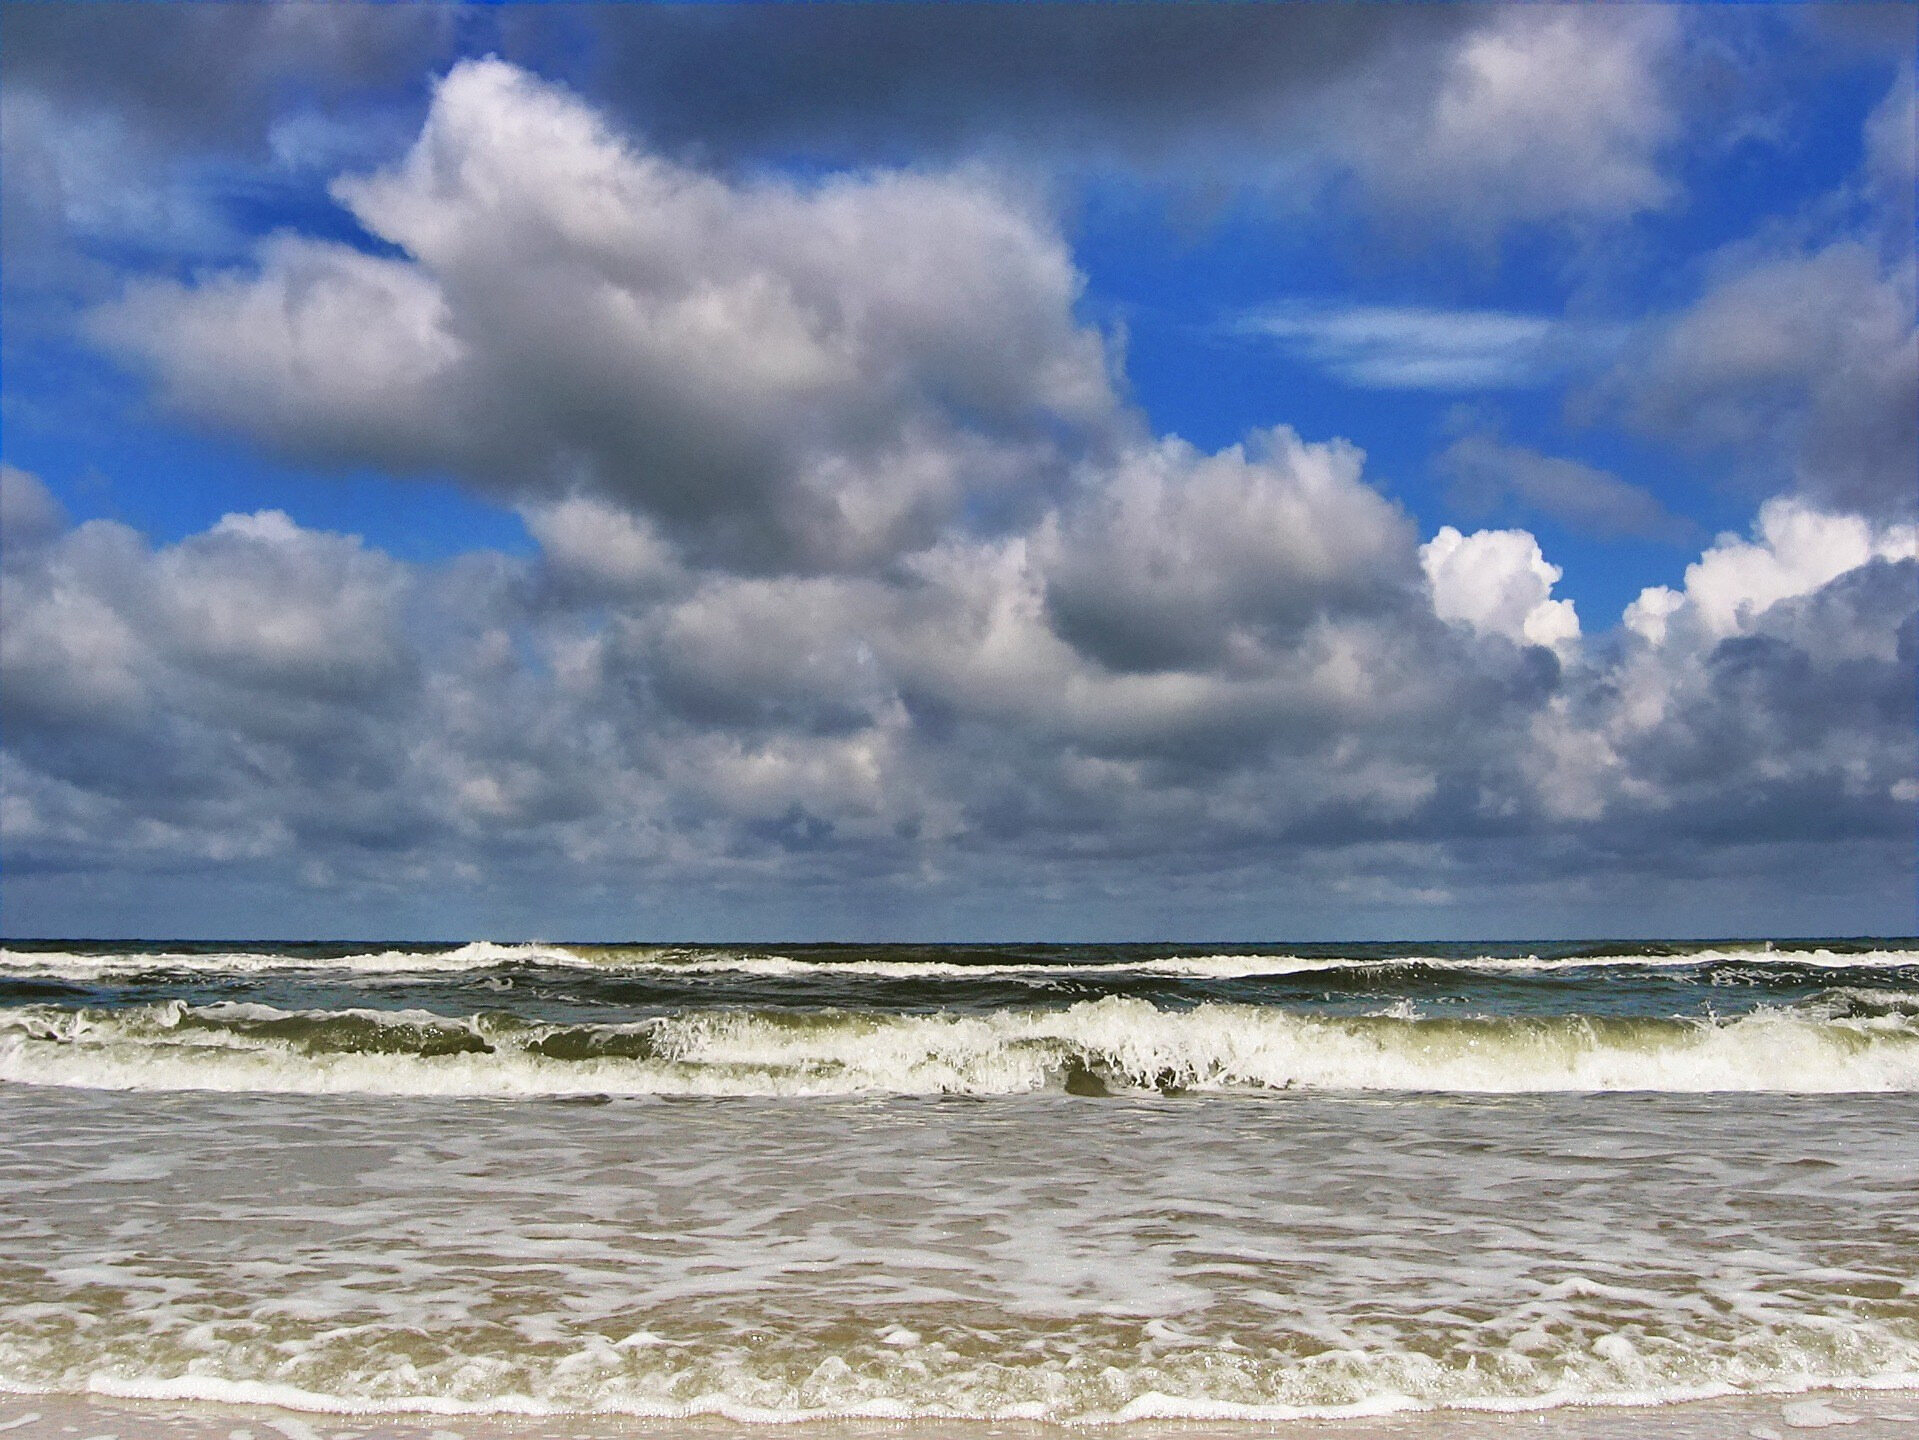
6, 1388, 1919, 1439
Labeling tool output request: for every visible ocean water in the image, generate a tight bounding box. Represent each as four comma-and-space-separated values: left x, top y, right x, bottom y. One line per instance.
1, 938, 1916, 1428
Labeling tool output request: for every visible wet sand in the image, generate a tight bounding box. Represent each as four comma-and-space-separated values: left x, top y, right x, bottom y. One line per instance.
5, 1389, 1919, 1440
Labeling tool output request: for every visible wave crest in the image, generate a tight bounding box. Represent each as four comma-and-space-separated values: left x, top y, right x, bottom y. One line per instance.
3, 996, 1915, 1097
4, 942, 1916, 983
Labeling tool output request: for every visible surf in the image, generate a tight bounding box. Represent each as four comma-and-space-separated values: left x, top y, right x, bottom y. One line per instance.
4, 994, 1915, 1097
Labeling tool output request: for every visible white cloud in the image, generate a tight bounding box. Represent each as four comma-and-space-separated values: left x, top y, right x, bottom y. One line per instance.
150, 509, 413, 696
1619, 585, 1686, 651
1336, 6, 1679, 234
1626, 499, 1917, 649
91, 237, 468, 470
3, 451, 1912, 932
92, 59, 1120, 573
1420, 525, 1579, 654
1239, 303, 1562, 391
520, 495, 683, 596
1585, 500, 1918, 835
2, 500, 412, 731
0, 520, 148, 722
1040, 428, 1412, 673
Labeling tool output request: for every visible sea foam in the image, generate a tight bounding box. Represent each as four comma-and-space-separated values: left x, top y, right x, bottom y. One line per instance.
3, 1085, 1917, 1424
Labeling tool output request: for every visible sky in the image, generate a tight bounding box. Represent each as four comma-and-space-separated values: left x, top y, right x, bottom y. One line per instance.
1, 2, 1914, 942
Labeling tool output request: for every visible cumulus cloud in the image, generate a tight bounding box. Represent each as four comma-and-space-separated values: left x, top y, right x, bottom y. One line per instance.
1040, 429, 1414, 674
1625, 500, 1917, 648
0, 0, 1755, 366
1615, 240, 1918, 518
1420, 525, 1580, 656
4, 433, 1912, 934
2, 500, 413, 728
0, 438, 1491, 904
1333, 6, 1680, 235
0, 493, 427, 886
1580, 500, 1919, 844
518, 496, 684, 598
149, 510, 414, 698
0, 464, 66, 550
92, 235, 467, 465
92, 59, 1119, 574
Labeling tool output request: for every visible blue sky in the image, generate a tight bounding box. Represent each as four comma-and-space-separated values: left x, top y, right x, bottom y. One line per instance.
2, 3, 1914, 940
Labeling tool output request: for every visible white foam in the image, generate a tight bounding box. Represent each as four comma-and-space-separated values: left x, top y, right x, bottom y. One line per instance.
3, 995, 1915, 1096
11, 1332, 1919, 1427
5, 1082, 1919, 1425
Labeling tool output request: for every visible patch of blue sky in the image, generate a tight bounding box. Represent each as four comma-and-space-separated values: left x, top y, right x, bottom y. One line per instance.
1640, 57, 1899, 288
6, 383, 532, 565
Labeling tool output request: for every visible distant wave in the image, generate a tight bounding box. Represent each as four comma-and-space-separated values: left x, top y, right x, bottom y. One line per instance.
3, 940, 1915, 982
0, 940, 596, 978
4, 994, 1915, 1096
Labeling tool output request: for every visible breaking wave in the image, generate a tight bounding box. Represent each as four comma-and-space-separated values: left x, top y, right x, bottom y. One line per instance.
4, 994, 1915, 1096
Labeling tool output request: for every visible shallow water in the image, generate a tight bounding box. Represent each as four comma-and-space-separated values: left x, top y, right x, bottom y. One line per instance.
3, 1086, 1917, 1421
2, 939, 1915, 1424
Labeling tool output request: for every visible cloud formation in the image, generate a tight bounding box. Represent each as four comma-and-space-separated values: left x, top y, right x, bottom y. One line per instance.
1, 4, 452, 291
1599, 62, 1919, 527
1420, 526, 1580, 656
93, 60, 1119, 573
1592, 500, 1918, 844
6, 54, 1914, 938
7, 442, 1910, 935
1333, 6, 1680, 236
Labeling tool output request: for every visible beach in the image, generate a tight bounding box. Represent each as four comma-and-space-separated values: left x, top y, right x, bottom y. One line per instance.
2, 942, 1916, 1435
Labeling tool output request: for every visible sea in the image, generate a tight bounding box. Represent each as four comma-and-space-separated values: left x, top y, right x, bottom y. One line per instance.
1, 937, 1917, 1435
